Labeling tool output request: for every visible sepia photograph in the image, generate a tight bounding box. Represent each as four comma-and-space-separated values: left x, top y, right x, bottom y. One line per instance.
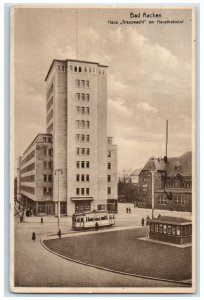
10, 5, 196, 294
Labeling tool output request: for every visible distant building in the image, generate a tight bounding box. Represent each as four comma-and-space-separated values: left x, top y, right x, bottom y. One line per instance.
138, 152, 192, 212
130, 169, 141, 185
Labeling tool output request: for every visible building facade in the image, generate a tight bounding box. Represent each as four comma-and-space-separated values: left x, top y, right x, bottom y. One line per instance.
18, 134, 54, 214
17, 59, 118, 216
138, 152, 192, 212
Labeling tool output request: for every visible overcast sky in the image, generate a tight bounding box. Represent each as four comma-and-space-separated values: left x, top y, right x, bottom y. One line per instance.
13, 7, 193, 174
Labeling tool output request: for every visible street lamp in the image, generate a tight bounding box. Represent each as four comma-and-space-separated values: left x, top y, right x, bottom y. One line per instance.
54, 169, 63, 231
149, 170, 155, 219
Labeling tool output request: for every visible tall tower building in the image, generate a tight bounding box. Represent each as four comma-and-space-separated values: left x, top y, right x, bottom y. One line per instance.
45, 59, 112, 216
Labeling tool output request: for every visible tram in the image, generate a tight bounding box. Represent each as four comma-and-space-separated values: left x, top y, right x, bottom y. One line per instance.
72, 210, 115, 230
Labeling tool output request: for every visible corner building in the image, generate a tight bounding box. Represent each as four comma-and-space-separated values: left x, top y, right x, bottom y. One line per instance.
45, 59, 114, 216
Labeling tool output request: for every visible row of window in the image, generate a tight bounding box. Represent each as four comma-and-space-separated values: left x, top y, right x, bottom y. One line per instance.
20, 175, 35, 183
47, 96, 53, 112
76, 187, 90, 195
75, 120, 90, 129
43, 161, 53, 169
44, 175, 52, 182
47, 110, 53, 124
21, 185, 35, 195
76, 134, 90, 143
47, 83, 53, 100
21, 163, 35, 175
75, 93, 90, 101
21, 150, 35, 167
150, 223, 192, 236
42, 136, 52, 143
42, 149, 53, 156
158, 195, 185, 206
76, 147, 90, 156
76, 161, 90, 168
76, 106, 90, 115
76, 174, 90, 182
76, 79, 90, 88
165, 181, 192, 189
47, 123, 53, 133
70, 65, 105, 75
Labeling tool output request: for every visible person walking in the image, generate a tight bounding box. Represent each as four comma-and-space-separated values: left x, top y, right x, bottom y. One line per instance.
95, 222, 99, 231
40, 217, 43, 224
141, 218, 144, 227
126, 207, 128, 213
129, 207, 131, 214
58, 229, 62, 239
32, 232, 36, 242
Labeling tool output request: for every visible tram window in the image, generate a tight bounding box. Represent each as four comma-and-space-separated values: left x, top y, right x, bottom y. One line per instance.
94, 216, 100, 221
155, 224, 158, 232
167, 225, 172, 235
163, 225, 167, 234
76, 217, 80, 222
172, 226, 176, 235
151, 224, 155, 232
88, 217, 93, 222
176, 226, 181, 236
159, 224, 163, 233
80, 217, 84, 222
101, 215, 108, 220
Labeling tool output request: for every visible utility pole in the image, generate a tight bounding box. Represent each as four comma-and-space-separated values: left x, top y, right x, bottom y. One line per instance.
54, 169, 63, 231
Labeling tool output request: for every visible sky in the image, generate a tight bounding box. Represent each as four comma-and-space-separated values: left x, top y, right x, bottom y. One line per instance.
13, 7, 194, 174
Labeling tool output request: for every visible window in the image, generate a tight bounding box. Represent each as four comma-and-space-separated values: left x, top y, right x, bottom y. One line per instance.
43, 137, 47, 142
76, 106, 80, 114
81, 148, 85, 155
86, 94, 90, 101
48, 149, 53, 156
48, 161, 53, 169
81, 134, 85, 142
86, 188, 89, 195
76, 134, 80, 141
76, 120, 80, 128
70, 65, 73, 71
176, 226, 181, 236
108, 163, 111, 169
151, 224, 155, 232
76, 174, 80, 182
58, 65, 60, 71
108, 150, 111, 158
86, 161, 90, 168
85, 67, 87, 72
86, 81, 89, 88
86, 135, 90, 142
81, 93, 85, 101
89, 67, 91, 73
76, 79, 80, 87
81, 107, 85, 114
48, 137, 52, 143
93, 68, 96, 74
107, 175, 111, 182
81, 174, 85, 182
81, 120, 85, 128
81, 188, 85, 195
76, 148, 80, 155
81, 80, 85, 88
108, 187, 111, 195
44, 175, 47, 182
86, 121, 90, 128
74, 66, 77, 72
86, 107, 90, 114
79, 66, 82, 72
163, 225, 167, 234
43, 161, 47, 168
159, 224, 163, 233
167, 225, 172, 235
155, 224, 159, 232
48, 175, 52, 182
76, 161, 80, 168
86, 174, 89, 182
76, 188, 80, 195
62, 66, 65, 71
172, 226, 176, 235
81, 161, 85, 168
86, 148, 90, 155
76, 93, 80, 101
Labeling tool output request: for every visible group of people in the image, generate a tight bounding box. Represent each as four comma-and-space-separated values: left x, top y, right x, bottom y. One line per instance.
126, 207, 132, 213
25, 208, 34, 217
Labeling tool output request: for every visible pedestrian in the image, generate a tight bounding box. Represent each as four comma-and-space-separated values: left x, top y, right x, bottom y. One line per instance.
40, 217, 43, 224
95, 222, 99, 231
126, 207, 128, 213
129, 207, 131, 214
58, 229, 62, 239
32, 232, 36, 242
141, 218, 144, 227
146, 223, 150, 239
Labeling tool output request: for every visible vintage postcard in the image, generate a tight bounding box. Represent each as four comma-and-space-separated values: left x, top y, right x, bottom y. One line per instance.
10, 5, 196, 294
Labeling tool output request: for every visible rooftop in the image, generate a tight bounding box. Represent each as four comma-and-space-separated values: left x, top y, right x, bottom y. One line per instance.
45, 59, 108, 81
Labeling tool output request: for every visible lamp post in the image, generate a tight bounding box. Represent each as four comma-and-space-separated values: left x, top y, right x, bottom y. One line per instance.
149, 170, 155, 219
54, 169, 63, 231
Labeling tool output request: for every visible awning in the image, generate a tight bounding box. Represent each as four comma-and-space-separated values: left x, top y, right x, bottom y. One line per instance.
71, 197, 94, 202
